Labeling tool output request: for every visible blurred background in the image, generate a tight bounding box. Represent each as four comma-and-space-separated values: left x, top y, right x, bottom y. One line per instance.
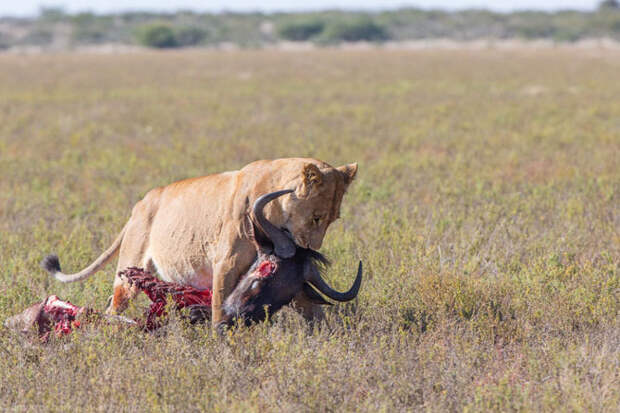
0, 1, 618, 51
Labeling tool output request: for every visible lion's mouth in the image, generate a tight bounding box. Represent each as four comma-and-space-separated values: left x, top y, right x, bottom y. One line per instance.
281, 227, 309, 249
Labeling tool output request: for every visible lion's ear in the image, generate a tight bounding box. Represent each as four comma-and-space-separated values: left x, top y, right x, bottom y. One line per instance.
337, 163, 358, 188
297, 163, 324, 198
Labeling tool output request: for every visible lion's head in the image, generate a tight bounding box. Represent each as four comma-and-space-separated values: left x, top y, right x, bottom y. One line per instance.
278, 162, 357, 251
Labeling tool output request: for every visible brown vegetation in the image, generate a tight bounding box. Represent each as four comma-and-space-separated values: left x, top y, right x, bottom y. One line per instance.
0, 49, 618, 411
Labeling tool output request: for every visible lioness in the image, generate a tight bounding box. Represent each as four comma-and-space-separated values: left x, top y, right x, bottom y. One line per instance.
42, 158, 357, 326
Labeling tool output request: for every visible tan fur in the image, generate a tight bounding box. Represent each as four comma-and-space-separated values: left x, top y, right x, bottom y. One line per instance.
49, 158, 357, 327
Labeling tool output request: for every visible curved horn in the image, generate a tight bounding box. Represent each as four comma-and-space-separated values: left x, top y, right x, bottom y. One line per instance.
252, 189, 296, 259
308, 261, 362, 302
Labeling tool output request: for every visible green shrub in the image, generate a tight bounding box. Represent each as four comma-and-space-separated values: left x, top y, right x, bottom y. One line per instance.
277, 18, 325, 41
599, 0, 619, 10
70, 12, 109, 44
39, 6, 66, 22
553, 27, 583, 42
20, 28, 54, 46
136, 24, 177, 48
320, 17, 390, 43
136, 24, 208, 48
514, 24, 554, 39
175, 26, 207, 47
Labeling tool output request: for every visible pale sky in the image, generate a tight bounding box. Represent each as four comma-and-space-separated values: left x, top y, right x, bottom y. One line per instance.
0, 1, 602, 17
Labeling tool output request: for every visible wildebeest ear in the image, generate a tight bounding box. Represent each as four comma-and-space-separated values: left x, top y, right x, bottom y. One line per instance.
296, 163, 324, 198
302, 283, 332, 306
336, 162, 358, 188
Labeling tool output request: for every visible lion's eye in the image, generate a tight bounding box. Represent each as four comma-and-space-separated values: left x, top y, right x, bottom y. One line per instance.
313, 216, 322, 225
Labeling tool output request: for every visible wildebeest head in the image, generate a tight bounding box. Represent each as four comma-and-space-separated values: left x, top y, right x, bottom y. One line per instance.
218, 189, 362, 329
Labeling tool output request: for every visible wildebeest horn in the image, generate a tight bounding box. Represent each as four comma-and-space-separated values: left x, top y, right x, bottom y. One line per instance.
252, 189, 296, 259
308, 261, 362, 302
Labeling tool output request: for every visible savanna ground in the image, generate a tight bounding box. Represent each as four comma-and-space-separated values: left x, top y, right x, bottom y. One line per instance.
0, 48, 618, 412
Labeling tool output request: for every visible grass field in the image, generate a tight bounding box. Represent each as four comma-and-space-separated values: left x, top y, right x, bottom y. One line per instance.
0, 49, 618, 412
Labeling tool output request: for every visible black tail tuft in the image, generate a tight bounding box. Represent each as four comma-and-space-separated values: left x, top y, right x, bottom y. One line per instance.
41, 254, 61, 275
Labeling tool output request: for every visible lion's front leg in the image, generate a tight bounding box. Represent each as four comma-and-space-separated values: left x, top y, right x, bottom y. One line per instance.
210, 235, 256, 328
211, 262, 238, 327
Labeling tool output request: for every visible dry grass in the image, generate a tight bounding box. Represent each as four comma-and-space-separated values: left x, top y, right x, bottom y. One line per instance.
0, 49, 618, 412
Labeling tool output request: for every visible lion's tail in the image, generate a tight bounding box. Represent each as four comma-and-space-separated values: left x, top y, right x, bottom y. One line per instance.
42, 223, 128, 283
